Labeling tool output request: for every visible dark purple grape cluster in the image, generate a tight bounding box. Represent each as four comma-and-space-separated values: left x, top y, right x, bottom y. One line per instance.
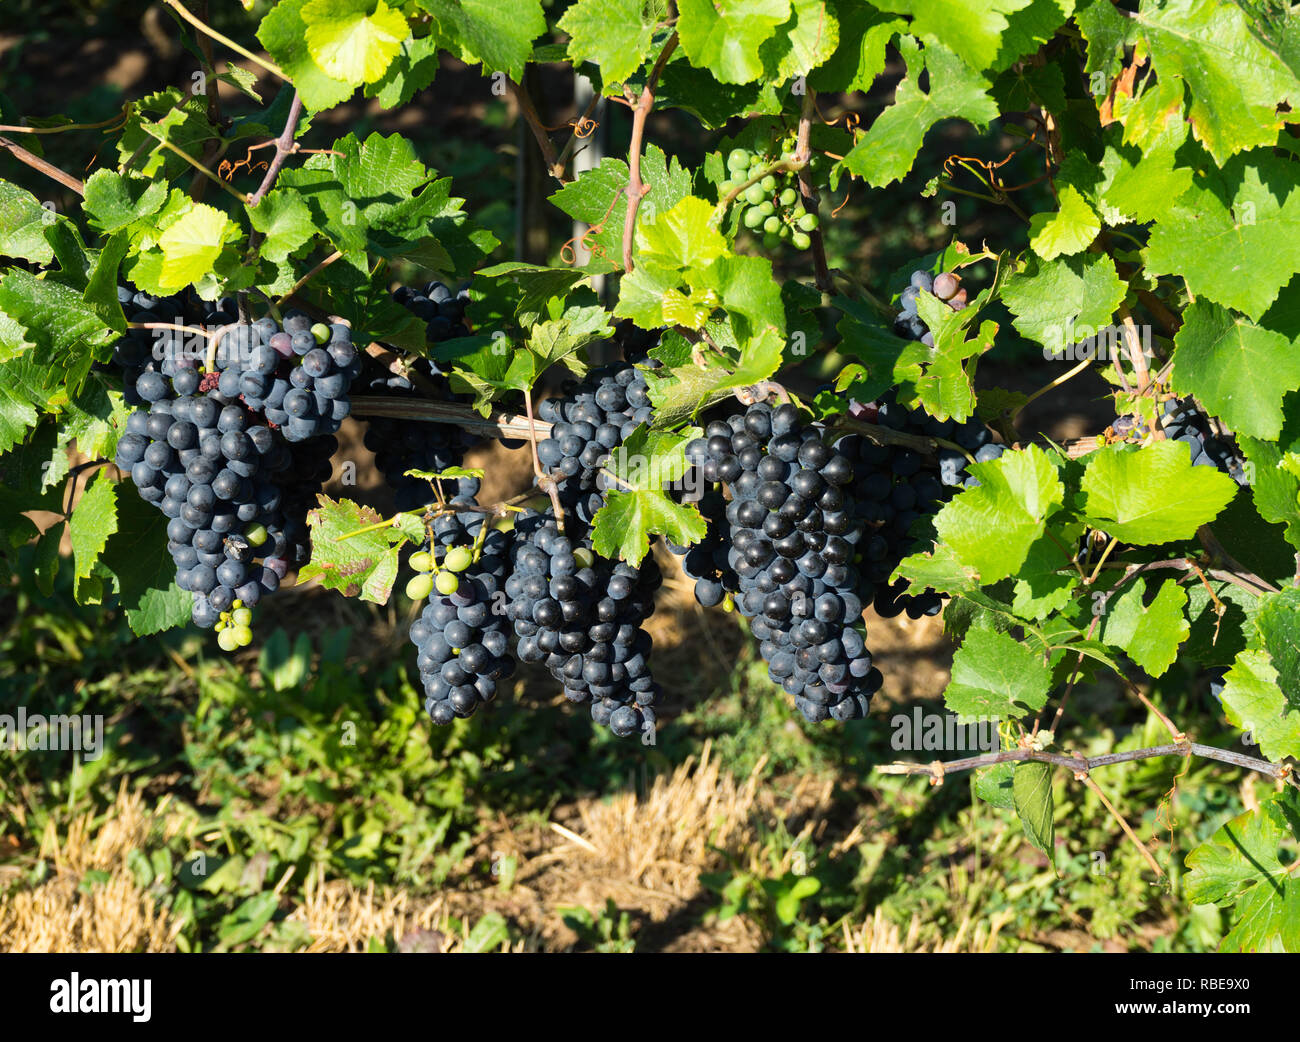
1158, 398, 1249, 486
206, 308, 361, 443
535, 361, 655, 524
359, 283, 483, 512
111, 287, 343, 636
410, 506, 516, 724
504, 511, 662, 738
683, 402, 881, 723
668, 484, 736, 608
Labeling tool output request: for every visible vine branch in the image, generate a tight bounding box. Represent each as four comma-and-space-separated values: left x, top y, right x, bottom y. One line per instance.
0, 136, 84, 195
621, 31, 679, 272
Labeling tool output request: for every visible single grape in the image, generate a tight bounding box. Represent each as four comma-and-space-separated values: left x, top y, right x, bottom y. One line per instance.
443, 546, 473, 573
435, 570, 460, 596
310, 322, 331, 344
410, 550, 434, 572
797, 212, 819, 232
217, 628, 240, 652
406, 572, 435, 600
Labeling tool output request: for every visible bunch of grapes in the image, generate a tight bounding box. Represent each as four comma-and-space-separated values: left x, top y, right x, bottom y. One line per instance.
406, 504, 516, 724
504, 511, 662, 738
1157, 398, 1249, 486
684, 402, 881, 723
668, 483, 737, 608
535, 361, 655, 523
360, 282, 483, 512
721, 144, 823, 252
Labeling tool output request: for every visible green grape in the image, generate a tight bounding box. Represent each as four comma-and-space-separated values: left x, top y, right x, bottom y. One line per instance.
791, 202, 806, 219
727, 147, 750, 171
763, 232, 781, 250
756, 200, 775, 217
231, 607, 253, 627
743, 183, 766, 206
743, 205, 765, 229
778, 222, 793, 240
573, 548, 594, 569
310, 322, 331, 344
435, 570, 460, 596
797, 212, 820, 232
405, 572, 434, 600
759, 174, 777, 192
792, 231, 812, 251
409, 550, 434, 572
443, 546, 473, 572
233, 625, 253, 648
245, 523, 267, 547
217, 628, 240, 652
779, 187, 798, 207
763, 215, 781, 234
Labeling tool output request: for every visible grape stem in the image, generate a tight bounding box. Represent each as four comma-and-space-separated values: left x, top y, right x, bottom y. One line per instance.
715, 158, 805, 215
876, 743, 1295, 786
621, 31, 680, 273
0, 135, 84, 195
794, 90, 834, 295
162, 0, 289, 82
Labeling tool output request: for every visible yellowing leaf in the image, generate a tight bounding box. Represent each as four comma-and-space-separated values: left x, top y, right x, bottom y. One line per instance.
158, 203, 232, 289
304, 0, 409, 85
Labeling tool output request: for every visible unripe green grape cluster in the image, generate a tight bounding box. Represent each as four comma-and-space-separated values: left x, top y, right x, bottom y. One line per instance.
720, 145, 826, 252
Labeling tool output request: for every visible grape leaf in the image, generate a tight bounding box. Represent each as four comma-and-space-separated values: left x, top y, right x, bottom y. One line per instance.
1219, 649, 1300, 764
1013, 760, 1055, 860
841, 36, 998, 188
591, 426, 706, 563
871, 0, 1032, 72
560, 0, 662, 84
944, 622, 1053, 720
1186, 792, 1300, 953
1000, 252, 1124, 351
932, 445, 1065, 584
158, 203, 236, 290
258, 0, 357, 111
69, 472, 118, 583
476, 262, 588, 327
759, 0, 840, 81
302, 0, 409, 85
1010, 522, 1083, 620
1118, 0, 1300, 165
0, 179, 58, 264
808, 1, 902, 92
365, 33, 440, 107
1146, 151, 1300, 321
1027, 185, 1099, 260
0, 268, 113, 394
82, 170, 167, 235
299, 495, 408, 603
416, 0, 547, 82
1079, 441, 1238, 544
677, 0, 790, 85
247, 190, 319, 264
1169, 301, 1300, 441
1098, 576, 1189, 678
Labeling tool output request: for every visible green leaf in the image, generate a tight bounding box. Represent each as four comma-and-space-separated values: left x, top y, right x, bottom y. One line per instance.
638, 195, 728, 269
760, 0, 840, 80
1098, 576, 1189, 678
365, 33, 440, 107
1239, 432, 1300, 551
560, 0, 661, 84
68, 473, 118, 583
932, 445, 1065, 584
302, 0, 409, 85
158, 203, 235, 290
1027, 185, 1099, 260
1079, 441, 1238, 544
1219, 649, 1300, 764
677, 0, 790, 85
871, 0, 1033, 73
82, 170, 168, 235
945, 626, 1053, 720
0, 178, 58, 264
808, 2, 903, 92
1186, 792, 1300, 952
1146, 151, 1300, 321
1000, 251, 1124, 351
1118, 0, 1300, 165
1256, 586, 1300, 702
298, 494, 409, 602
1170, 300, 1300, 441
258, 0, 357, 110
116, 88, 218, 180
125, 584, 193, 636
1013, 760, 1055, 860
0, 268, 112, 393
840, 36, 998, 188
973, 762, 1015, 809
417, 0, 547, 82
247, 190, 319, 264
1010, 523, 1083, 620
1094, 120, 1195, 226
218, 62, 264, 102
476, 262, 588, 327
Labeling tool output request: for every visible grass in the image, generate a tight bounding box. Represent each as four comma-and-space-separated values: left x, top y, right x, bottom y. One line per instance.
0, 534, 1251, 953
